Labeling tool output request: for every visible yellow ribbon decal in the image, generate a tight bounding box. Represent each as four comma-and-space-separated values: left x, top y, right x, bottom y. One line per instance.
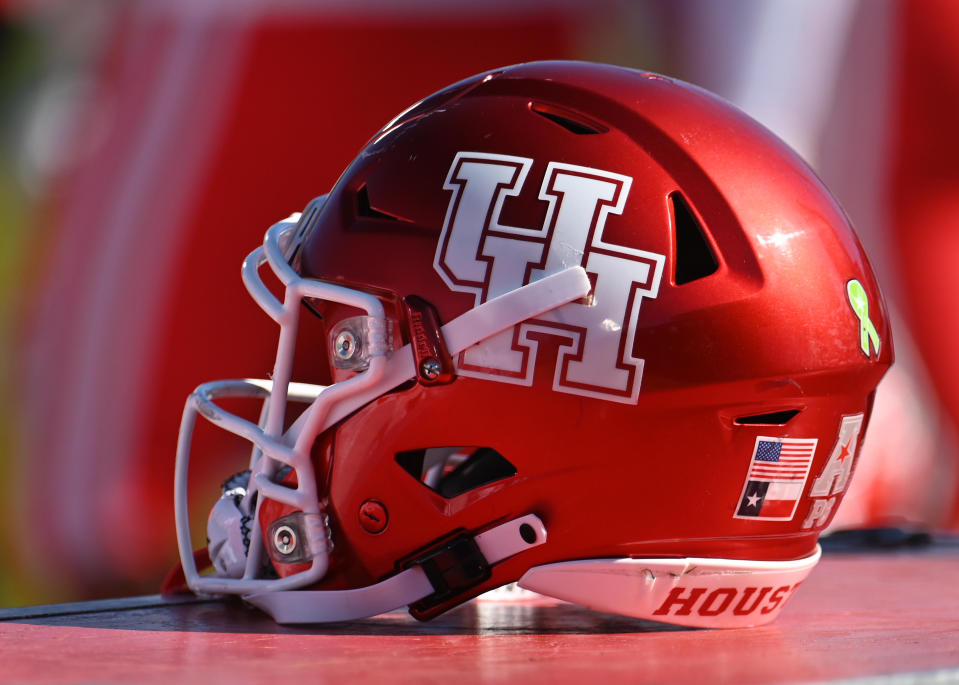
846, 279, 880, 358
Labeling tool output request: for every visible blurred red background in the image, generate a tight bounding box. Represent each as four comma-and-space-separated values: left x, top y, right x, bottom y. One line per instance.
0, 0, 955, 605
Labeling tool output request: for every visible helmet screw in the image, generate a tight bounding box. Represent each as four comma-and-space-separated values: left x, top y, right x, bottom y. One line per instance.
358, 499, 388, 534
420, 358, 441, 380
334, 330, 358, 361
272, 524, 297, 555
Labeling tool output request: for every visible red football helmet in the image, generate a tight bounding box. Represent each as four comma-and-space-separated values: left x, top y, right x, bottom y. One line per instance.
174, 61, 892, 627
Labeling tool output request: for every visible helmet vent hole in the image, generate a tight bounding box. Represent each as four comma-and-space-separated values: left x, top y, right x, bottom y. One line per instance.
735, 409, 801, 426
356, 184, 403, 221
529, 102, 607, 135
395, 446, 517, 499
671, 191, 719, 285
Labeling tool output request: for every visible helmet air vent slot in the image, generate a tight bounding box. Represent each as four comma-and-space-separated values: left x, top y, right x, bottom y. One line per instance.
382, 76, 486, 133
735, 409, 801, 426
671, 191, 719, 285
395, 446, 517, 499
356, 184, 403, 221
529, 102, 607, 135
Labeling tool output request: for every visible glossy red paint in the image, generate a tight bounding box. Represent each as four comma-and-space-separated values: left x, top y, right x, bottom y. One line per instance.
249, 63, 893, 620
206, 62, 894, 626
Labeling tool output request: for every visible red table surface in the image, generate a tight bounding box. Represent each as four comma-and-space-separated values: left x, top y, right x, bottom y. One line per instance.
2, 551, 958, 684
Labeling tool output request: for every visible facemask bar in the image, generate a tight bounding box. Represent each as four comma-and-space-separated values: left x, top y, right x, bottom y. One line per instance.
175, 200, 390, 596
174, 197, 593, 599
174, 378, 329, 594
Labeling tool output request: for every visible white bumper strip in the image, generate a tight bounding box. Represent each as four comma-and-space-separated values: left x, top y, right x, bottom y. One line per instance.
518, 546, 822, 629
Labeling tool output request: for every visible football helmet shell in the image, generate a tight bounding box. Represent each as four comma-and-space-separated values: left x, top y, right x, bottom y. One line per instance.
174, 61, 891, 627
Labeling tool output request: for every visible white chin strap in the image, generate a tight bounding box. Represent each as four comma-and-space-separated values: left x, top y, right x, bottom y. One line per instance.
246, 514, 547, 623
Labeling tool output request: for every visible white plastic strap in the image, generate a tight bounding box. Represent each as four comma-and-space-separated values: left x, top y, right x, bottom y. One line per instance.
285, 265, 592, 444
244, 514, 547, 623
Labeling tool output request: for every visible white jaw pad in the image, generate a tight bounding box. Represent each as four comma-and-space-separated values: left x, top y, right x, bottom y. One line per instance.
244, 514, 547, 624
518, 546, 821, 629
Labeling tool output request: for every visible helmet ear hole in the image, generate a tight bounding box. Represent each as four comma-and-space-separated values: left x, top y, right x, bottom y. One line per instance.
395, 446, 517, 499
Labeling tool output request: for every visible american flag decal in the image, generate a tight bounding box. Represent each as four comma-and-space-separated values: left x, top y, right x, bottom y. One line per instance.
734, 436, 818, 521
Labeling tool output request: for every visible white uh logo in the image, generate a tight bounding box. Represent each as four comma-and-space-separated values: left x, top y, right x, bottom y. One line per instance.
433, 151, 665, 404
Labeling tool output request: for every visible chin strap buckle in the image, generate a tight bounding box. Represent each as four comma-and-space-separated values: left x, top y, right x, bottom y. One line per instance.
405, 533, 492, 610
244, 513, 547, 624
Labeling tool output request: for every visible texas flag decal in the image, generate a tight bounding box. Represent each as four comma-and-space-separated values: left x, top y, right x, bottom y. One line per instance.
734, 436, 818, 521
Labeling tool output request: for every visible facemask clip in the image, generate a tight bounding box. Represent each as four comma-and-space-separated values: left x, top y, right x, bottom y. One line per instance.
403, 295, 455, 386
266, 511, 331, 566
329, 316, 393, 371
